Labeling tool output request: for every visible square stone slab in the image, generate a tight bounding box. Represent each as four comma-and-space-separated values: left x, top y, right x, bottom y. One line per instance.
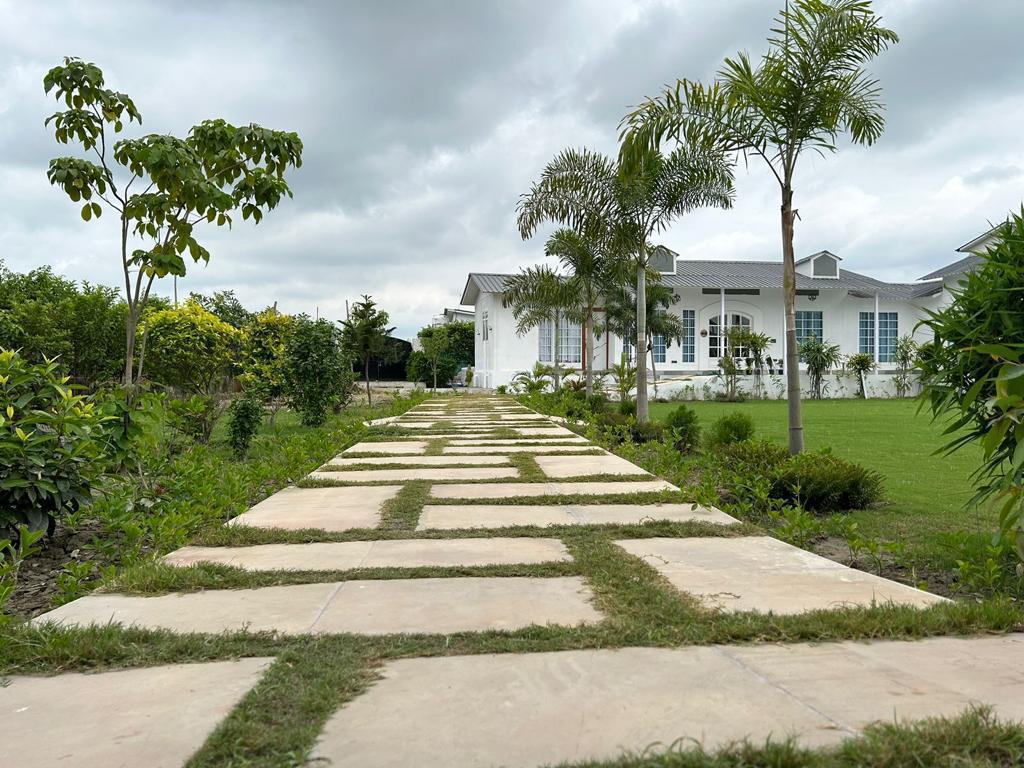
34, 577, 601, 635
323, 455, 511, 468
0, 658, 272, 768
431, 480, 677, 499
228, 485, 401, 531
615, 536, 947, 614
343, 441, 428, 455
535, 454, 650, 478
163, 537, 571, 570
448, 437, 590, 445
444, 445, 601, 455
311, 636, 1024, 767
307, 467, 518, 483
417, 503, 736, 530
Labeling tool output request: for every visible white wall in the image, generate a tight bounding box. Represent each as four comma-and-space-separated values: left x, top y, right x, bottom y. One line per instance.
470, 286, 941, 390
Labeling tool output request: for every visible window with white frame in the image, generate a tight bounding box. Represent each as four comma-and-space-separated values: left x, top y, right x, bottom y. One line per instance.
680, 310, 695, 363
858, 312, 898, 362
538, 317, 582, 364
858, 312, 874, 356
652, 335, 666, 363
879, 312, 898, 363
709, 313, 751, 358
794, 310, 823, 345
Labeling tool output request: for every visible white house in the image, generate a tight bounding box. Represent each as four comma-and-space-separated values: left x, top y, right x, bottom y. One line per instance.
459, 240, 987, 398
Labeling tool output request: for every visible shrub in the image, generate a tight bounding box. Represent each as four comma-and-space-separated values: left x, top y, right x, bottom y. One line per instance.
495, 385, 508, 395
799, 335, 841, 399
618, 398, 637, 417
141, 300, 241, 394
717, 440, 789, 475
240, 308, 294, 412
586, 393, 609, 415
286, 317, 354, 426
663, 404, 701, 452
629, 420, 664, 445
0, 350, 106, 533
169, 395, 222, 444
227, 395, 263, 458
706, 412, 755, 447
845, 352, 876, 398
771, 451, 884, 513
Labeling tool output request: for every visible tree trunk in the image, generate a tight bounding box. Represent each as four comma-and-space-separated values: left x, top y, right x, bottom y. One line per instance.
781, 186, 804, 454
635, 259, 648, 423
584, 312, 594, 398
432, 365, 437, 392
123, 306, 138, 390
364, 358, 372, 407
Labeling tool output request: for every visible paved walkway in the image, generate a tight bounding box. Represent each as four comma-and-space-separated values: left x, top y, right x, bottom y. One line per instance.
5, 396, 1020, 766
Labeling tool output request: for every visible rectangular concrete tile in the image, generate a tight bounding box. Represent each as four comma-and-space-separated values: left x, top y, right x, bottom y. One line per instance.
513, 427, 577, 436
307, 467, 519, 483
34, 582, 341, 634
449, 437, 590, 445
311, 576, 601, 634
431, 480, 678, 499
615, 536, 946, 614
536, 454, 650, 478
417, 503, 735, 530
163, 538, 571, 570
228, 485, 401, 531
312, 636, 1024, 767
343, 441, 428, 455
444, 445, 602, 454
0, 658, 272, 768
323, 455, 511, 467
311, 646, 839, 767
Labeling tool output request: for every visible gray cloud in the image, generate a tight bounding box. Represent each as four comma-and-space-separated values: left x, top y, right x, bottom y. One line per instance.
0, 0, 1022, 337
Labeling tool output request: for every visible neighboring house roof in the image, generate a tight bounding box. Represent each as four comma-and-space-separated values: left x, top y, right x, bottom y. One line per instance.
918, 254, 984, 281
461, 261, 942, 304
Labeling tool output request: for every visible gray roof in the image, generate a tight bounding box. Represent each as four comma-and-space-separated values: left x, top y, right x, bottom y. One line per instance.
461, 260, 942, 304
918, 254, 983, 281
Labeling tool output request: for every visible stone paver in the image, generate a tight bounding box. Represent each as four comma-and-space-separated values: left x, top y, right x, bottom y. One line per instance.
311, 636, 1024, 767
444, 445, 601, 454
449, 437, 589, 445
616, 536, 946, 614
228, 485, 401, 531
418, 503, 735, 530
164, 537, 571, 570
342, 441, 428, 455
0, 658, 272, 768
431, 480, 677, 499
35, 577, 601, 635
535, 454, 650, 478
307, 467, 518, 483
323, 455, 511, 467
513, 427, 577, 436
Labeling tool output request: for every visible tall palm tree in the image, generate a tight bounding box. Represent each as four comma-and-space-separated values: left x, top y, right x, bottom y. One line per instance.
543, 229, 610, 397
620, 0, 898, 452
501, 265, 579, 390
517, 145, 733, 423
602, 277, 685, 398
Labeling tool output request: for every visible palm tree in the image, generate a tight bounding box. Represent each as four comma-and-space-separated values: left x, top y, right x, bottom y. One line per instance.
620, 0, 898, 451
517, 146, 733, 423
543, 229, 611, 397
602, 277, 685, 398
501, 265, 578, 390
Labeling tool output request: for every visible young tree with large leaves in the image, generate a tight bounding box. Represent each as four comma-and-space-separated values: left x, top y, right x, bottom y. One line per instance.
544, 229, 611, 397
43, 57, 303, 400
340, 295, 395, 406
620, 0, 898, 451
517, 145, 732, 422
502, 265, 579, 391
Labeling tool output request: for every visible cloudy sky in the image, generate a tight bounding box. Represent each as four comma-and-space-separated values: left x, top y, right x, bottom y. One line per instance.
1, 1, 1022, 337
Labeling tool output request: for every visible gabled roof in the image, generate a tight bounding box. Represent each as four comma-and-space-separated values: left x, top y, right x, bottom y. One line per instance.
461, 260, 943, 304
918, 254, 984, 281
794, 249, 842, 265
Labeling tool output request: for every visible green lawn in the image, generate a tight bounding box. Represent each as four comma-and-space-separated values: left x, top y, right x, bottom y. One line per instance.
649, 399, 991, 561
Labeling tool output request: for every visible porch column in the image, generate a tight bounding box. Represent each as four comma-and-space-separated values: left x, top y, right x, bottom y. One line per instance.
873, 292, 880, 364
719, 288, 726, 356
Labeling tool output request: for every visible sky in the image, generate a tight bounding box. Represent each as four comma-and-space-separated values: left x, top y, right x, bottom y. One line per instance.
1, 0, 1022, 338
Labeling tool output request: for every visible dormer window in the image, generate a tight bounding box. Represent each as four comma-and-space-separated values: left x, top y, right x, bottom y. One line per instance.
648, 247, 677, 275
795, 250, 841, 280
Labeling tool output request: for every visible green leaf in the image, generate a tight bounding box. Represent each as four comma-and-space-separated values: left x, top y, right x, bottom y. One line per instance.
81, 203, 91, 221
